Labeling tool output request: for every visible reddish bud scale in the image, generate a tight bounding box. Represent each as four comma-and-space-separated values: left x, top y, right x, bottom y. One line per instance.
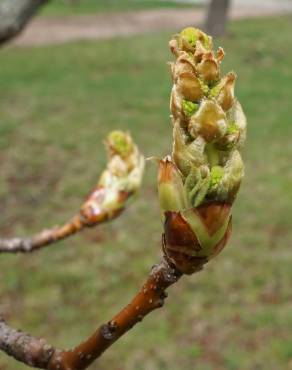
162, 202, 232, 274
80, 186, 129, 225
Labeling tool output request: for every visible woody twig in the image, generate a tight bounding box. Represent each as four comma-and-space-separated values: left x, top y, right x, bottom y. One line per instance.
0, 131, 144, 254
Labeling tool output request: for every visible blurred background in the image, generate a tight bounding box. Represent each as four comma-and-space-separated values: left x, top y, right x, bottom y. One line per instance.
0, 1, 291, 369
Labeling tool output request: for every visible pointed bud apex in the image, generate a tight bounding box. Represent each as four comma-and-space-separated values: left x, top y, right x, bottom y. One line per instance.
180, 27, 199, 47
169, 39, 179, 57
107, 131, 133, 158
217, 47, 225, 63
178, 27, 212, 52
218, 72, 236, 111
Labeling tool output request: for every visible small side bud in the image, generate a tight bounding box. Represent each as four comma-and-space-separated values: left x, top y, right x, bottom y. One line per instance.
80, 132, 144, 225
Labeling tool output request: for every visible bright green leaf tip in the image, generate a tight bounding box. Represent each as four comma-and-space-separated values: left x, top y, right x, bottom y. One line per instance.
182, 100, 199, 117
180, 27, 198, 46
180, 27, 211, 50
209, 166, 224, 191
201, 82, 209, 95
209, 84, 220, 98
107, 130, 132, 157
227, 122, 239, 135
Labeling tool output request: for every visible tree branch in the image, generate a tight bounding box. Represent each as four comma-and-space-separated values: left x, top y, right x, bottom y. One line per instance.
0, 318, 55, 369
48, 258, 184, 370
0, 215, 86, 253
0, 0, 50, 45
205, 0, 231, 37
0, 132, 144, 254
0, 258, 196, 369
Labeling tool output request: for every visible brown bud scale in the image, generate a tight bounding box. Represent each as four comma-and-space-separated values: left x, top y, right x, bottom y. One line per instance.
162, 202, 232, 274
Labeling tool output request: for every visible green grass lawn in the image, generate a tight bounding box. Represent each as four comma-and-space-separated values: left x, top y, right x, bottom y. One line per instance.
42, 0, 197, 16
0, 17, 292, 370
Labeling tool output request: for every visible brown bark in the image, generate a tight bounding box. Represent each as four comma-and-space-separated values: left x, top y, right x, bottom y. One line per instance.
0, 319, 55, 368
0, 186, 128, 254
0, 0, 49, 45
205, 0, 231, 37
0, 259, 182, 370
48, 259, 182, 370
0, 216, 84, 253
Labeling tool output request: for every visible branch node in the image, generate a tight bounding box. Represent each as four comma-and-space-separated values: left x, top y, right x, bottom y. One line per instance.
99, 322, 117, 341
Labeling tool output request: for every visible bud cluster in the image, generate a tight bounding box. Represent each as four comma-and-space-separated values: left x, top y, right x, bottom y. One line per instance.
81, 131, 145, 224
159, 28, 247, 274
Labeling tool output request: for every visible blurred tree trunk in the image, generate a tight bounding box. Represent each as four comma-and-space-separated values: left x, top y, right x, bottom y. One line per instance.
0, 0, 49, 45
205, 0, 231, 37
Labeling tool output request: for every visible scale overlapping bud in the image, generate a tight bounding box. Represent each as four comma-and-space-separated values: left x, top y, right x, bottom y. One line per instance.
80, 131, 144, 225
159, 27, 247, 274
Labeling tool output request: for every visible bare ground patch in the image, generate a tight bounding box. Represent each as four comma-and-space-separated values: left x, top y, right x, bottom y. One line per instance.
11, 6, 292, 47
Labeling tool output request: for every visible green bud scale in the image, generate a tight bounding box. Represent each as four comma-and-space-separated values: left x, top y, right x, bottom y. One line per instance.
159, 27, 247, 274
